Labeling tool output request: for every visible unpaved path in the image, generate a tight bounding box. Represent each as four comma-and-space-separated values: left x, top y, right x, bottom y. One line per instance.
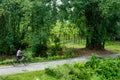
0, 54, 119, 75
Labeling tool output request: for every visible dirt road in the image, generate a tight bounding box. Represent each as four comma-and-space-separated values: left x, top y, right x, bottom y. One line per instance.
0, 53, 119, 75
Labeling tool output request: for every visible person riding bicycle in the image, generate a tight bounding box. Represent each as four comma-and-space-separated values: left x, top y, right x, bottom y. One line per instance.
16, 48, 24, 63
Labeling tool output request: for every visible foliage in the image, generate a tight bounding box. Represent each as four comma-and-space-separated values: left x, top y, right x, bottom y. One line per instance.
50, 20, 79, 43
45, 55, 120, 80
0, 0, 23, 54
0, 0, 120, 56
99, 0, 120, 40
68, 0, 120, 49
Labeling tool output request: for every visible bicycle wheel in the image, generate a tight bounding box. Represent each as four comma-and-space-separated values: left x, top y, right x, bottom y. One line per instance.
22, 56, 30, 66
11, 57, 20, 67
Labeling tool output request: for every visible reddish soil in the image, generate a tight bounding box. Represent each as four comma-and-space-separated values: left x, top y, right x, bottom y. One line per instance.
72, 48, 115, 57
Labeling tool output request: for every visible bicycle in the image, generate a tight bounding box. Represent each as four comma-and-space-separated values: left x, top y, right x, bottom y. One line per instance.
11, 54, 30, 67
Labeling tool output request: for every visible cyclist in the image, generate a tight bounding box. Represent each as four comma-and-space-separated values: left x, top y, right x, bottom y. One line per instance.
16, 48, 23, 63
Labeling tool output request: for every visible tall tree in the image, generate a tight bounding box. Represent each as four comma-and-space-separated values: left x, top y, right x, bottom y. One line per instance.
0, 0, 26, 54
85, 0, 104, 50
61, 0, 120, 50
27, 0, 55, 57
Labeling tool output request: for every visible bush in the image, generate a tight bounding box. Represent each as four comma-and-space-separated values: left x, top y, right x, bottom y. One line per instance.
45, 65, 70, 78
85, 54, 100, 69
45, 55, 120, 80
64, 48, 74, 57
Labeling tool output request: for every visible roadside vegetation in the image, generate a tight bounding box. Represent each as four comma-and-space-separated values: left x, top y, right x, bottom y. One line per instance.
0, 55, 120, 80
0, 41, 120, 66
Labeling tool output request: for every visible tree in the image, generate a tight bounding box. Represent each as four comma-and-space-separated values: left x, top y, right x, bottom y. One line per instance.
100, 0, 120, 41
0, 0, 24, 54
27, 0, 55, 57
60, 0, 120, 50
84, 0, 104, 50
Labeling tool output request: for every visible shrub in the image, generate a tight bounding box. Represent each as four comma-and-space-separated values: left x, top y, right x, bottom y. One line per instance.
45, 55, 120, 80
64, 48, 73, 57
45, 65, 70, 78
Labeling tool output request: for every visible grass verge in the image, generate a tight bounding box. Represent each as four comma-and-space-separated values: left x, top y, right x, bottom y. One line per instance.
0, 70, 56, 80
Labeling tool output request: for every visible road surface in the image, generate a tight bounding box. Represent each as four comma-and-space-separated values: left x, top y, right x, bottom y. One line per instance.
0, 54, 119, 75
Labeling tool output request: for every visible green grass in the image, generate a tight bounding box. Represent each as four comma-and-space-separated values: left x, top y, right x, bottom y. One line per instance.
105, 41, 120, 52
0, 71, 56, 80
65, 41, 120, 52
64, 40, 86, 48
30, 55, 75, 63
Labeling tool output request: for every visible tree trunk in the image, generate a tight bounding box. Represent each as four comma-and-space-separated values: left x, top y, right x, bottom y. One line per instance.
85, 1, 104, 50
86, 37, 104, 50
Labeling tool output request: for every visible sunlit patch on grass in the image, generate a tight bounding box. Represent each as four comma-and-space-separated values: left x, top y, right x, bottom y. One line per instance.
105, 41, 120, 52
35, 77, 39, 80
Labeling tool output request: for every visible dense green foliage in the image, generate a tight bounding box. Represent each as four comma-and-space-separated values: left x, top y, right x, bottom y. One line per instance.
45, 55, 120, 80
0, 0, 120, 56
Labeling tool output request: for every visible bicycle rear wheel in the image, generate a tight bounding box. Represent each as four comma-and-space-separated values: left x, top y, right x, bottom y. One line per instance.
22, 56, 30, 66
11, 57, 21, 67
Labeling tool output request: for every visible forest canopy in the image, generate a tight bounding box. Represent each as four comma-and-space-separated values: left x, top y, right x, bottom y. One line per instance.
0, 0, 120, 56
